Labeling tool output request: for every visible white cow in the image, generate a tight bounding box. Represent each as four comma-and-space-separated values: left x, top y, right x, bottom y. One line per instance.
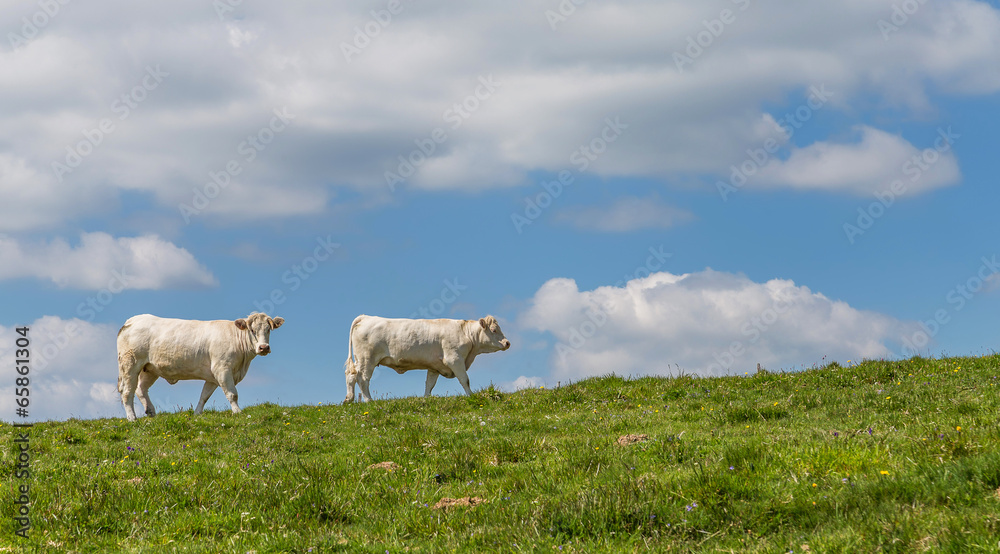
344, 315, 511, 403
117, 312, 284, 421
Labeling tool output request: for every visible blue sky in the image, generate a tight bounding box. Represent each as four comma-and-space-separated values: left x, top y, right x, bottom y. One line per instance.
2, 0, 1000, 421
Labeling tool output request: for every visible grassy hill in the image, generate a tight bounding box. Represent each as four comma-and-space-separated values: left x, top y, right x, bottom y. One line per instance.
5, 355, 1000, 552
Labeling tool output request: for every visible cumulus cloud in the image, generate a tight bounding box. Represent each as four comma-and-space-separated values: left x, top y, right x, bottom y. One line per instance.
0, 153, 116, 231
0, 0, 996, 229
756, 126, 961, 195
0, 317, 121, 422
553, 195, 694, 232
0, 232, 217, 289
520, 270, 918, 380
500, 375, 545, 392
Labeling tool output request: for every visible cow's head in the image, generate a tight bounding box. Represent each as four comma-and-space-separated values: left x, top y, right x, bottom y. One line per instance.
478, 316, 511, 352
235, 313, 285, 356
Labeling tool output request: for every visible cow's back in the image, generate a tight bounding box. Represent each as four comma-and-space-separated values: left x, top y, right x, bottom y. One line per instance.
119, 315, 231, 369
356, 316, 464, 349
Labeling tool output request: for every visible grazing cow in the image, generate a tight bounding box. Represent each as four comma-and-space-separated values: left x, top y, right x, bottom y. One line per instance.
344, 315, 511, 403
117, 312, 284, 421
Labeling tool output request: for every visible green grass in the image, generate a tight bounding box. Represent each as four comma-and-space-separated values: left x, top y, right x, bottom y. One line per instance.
5, 355, 1000, 552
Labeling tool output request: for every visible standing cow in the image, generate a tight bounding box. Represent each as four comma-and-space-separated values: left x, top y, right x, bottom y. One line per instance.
117, 312, 284, 421
344, 315, 511, 403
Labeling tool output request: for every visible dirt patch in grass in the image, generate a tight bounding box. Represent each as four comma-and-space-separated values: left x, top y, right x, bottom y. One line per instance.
367, 461, 402, 472
617, 434, 649, 446
432, 497, 487, 510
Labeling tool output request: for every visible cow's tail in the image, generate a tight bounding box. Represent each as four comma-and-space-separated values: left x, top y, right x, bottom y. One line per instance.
348, 315, 368, 374
116, 321, 131, 394
344, 316, 363, 404
117, 348, 137, 394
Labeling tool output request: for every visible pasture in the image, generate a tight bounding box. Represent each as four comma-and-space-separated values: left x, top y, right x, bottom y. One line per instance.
5, 354, 1000, 552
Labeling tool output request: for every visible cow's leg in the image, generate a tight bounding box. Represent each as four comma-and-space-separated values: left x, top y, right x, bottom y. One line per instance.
194, 381, 218, 415
118, 352, 142, 422
356, 356, 376, 402
448, 361, 474, 396
136, 371, 158, 417
344, 371, 356, 404
218, 372, 242, 414
344, 357, 358, 404
424, 371, 440, 397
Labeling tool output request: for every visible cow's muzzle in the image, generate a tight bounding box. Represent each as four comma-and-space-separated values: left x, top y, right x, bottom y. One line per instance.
258, 344, 271, 355
501, 339, 511, 350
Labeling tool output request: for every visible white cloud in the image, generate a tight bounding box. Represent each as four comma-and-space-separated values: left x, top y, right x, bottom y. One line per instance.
500, 375, 545, 392
553, 195, 694, 232
182, 181, 330, 221
409, 144, 524, 190
0, 153, 115, 231
520, 270, 918, 380
756, 126, 961, 195
227, 23, 257, 49
0, 0, 996, 227
0, 232, 217, 290
0, 317, 122, 422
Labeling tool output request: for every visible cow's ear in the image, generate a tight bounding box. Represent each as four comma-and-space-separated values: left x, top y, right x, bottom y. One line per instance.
270, 317, 284, 329
479, 318, 487, 329
234, 318, 248, 330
